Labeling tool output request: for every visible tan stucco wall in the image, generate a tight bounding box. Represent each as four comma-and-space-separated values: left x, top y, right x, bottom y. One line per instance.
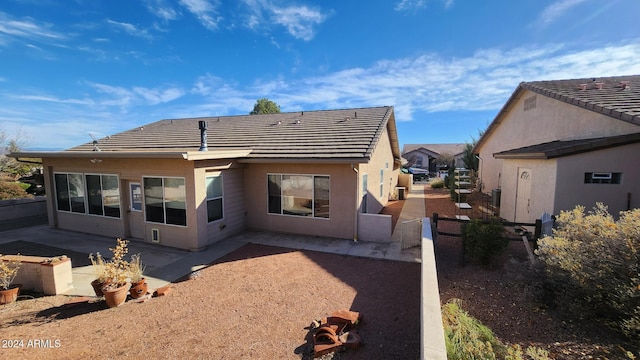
499, 159, 558, 223
243, 163, 357, 240
43, 157, 202, 250
358, 126, 399, 214
478, 90, 640, 193
554, 143, 640, 215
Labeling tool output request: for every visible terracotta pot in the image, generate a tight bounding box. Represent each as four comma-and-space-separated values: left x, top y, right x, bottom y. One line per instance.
0, 284, 21, 305
91, 279, 108, 297
129, 278, 148, 299
102, 283, 131, 308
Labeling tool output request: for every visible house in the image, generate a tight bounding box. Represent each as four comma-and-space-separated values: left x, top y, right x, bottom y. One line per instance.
11, 106, 402, 250
474, 75, 640, 223
402, 144, 466, 175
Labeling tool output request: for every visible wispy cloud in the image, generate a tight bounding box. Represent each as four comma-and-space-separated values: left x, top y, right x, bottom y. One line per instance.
4, 40, 640, 149
106, 19, 153, 40
146, 0, 181, 21
179, 0, 222, 30
188, 41, 640, 122
240, 0, 328, 41
0, 12, 66, 46
536, 0, 592, 27
394, 0, 454, 13
394, 0, 427, 12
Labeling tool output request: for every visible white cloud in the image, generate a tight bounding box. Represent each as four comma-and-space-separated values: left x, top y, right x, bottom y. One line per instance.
394, 0, 426, 12
179, 0, 222, 30
0, 12, 66, 46
89, 82, 185, 106
146, 0, 180, 21
194, 41, 640, 121
240, 0, 328, 41
106, 19, 153, 40
536, 0, 591, 27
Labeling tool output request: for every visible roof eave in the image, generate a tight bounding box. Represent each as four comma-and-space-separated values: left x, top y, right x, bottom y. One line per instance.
493, 152, 548, 160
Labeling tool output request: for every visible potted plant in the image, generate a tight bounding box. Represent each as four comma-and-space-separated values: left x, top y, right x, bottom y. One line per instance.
0, 255, 22, 305
89, 252, 109, 296
101, 238, 131, 307
128, 253, 148, 299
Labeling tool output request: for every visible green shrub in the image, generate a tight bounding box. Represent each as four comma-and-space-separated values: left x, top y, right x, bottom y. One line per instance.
0, 181, 31, 200
442, 299, 549, 360
462, 218, 508, 265
535, 203, 640, 341
430, 179, 445, 189
18, 182, 30, 191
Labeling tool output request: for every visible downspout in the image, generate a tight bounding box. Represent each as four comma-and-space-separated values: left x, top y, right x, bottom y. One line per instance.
352, 164, 359, 242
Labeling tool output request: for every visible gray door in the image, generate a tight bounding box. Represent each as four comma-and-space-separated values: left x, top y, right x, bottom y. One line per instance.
126, 181, 145, 239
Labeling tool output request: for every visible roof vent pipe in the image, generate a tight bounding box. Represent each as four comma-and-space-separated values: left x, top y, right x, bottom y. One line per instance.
198, 120, 208, 151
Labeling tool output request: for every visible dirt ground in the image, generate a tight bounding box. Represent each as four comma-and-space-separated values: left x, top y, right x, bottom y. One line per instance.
1, 185, 637, 359
426, 186, 639, 359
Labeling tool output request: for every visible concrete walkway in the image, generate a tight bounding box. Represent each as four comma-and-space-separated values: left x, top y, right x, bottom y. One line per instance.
0, 186, 426, 297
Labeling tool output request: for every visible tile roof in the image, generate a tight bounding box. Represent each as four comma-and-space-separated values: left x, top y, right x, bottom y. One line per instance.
475, 74, 640, 152
67, 106, 399, 162
522, 75, 640, 125
403, 143, 466, 156
493, 132, 640, 159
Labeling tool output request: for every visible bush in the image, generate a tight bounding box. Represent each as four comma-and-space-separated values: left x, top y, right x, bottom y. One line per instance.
430, 179, 445, 189
535, 203, 640, 341
442, 299, 550, 360
0, 181, 31, 200
462, 218, 508, 265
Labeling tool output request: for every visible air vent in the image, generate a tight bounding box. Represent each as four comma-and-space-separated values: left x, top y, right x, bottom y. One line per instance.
151, 228, 160, 243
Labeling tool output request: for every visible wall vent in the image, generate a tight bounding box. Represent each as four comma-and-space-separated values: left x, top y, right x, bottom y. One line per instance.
151, 228, 160, 243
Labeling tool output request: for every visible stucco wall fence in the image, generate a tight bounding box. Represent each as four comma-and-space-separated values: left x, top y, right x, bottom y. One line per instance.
0, 197, 47, 222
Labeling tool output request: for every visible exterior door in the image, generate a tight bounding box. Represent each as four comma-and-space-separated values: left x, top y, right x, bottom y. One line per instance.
126, 181, 145, 239
514, 168, 532, 222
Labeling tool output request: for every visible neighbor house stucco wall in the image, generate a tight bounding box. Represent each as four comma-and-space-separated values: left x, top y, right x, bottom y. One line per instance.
499, 158, 558, 223
477, 89, 640, 194
243, 163, 357, 240
554, 143, 640, 216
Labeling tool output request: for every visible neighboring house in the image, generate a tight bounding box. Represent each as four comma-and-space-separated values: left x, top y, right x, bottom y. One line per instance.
12, 106, 402, 250
402, 144, 466, 174
474, 75, 640, 223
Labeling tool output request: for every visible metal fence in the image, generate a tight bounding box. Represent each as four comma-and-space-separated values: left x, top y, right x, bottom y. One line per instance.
401, 218, 422, 249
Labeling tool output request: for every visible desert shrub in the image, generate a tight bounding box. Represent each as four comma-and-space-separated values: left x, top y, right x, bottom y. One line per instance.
0, 181, 31, 200
430, 179, 445, 189
535, 203, 640, 341
442, 299, 549, 360
462, 218, 508, 265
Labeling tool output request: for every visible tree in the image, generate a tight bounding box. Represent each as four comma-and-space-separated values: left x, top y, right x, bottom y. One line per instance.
0, 128, 33, 180
250, 98, 281, 115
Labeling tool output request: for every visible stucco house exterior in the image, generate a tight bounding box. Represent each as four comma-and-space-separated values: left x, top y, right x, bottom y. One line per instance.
12, 106, 402, 250
474, 75, 640, 223
402, 144, 466, 174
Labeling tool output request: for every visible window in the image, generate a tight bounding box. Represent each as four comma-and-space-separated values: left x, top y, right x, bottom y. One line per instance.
206, 174, 223, 222
268, 174, 330, 218
379, 169, 384, 198
86, 174, 121, 217
55, 173, 85, 213
144, 177, 186, 226
53, 172, 120, 217
584, 172, 621, 184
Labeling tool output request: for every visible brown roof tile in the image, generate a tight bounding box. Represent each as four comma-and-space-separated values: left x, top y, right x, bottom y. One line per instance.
68, 106, 398, 162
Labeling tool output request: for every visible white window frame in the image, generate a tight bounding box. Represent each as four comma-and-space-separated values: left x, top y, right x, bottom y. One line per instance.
206, 173, 224, 223
142, 176, 187, 227
267, 173, 330, 219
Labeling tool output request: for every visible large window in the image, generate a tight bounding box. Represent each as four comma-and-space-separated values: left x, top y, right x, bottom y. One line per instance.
144, 177, 186, 226
206, 174, 223, 222
268, 174, 329, 218
54, 173, 120, 217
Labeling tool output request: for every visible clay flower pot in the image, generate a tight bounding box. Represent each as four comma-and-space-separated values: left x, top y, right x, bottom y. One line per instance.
91, 279, 109, 297
0, 284, 20, 305
129, 278, 148, 299
102, 283, 131, 308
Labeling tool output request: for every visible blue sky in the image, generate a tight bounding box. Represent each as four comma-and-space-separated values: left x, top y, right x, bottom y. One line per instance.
1, 0, 640, 150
